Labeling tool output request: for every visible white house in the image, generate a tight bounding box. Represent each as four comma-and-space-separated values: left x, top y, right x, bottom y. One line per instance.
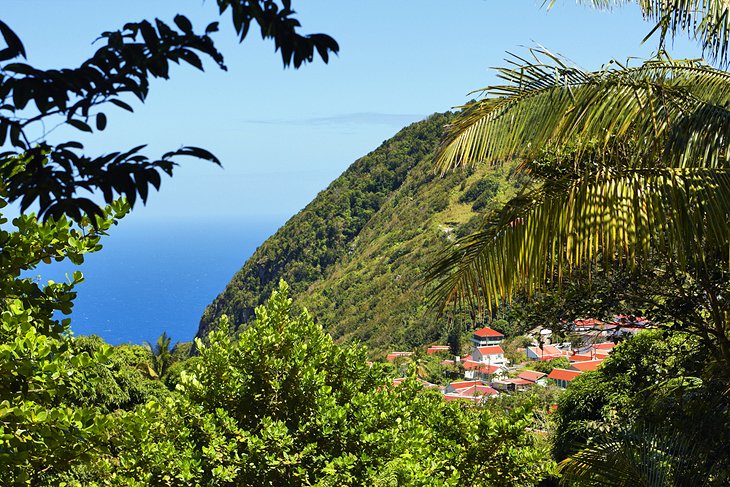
472, 345, 507, 366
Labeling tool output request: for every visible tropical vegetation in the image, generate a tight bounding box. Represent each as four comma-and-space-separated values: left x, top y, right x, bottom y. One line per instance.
428, 0, 730, 483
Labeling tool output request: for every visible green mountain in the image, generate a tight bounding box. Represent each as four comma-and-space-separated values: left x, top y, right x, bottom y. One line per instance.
198, 112, 523, 356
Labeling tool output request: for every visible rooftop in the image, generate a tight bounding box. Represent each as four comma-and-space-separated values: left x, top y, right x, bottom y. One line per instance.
548, 368, 582, 382
473, 327, 504, 338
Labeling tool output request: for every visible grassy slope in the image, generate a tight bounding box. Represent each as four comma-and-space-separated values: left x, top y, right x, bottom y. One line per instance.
198, 112, 521, 356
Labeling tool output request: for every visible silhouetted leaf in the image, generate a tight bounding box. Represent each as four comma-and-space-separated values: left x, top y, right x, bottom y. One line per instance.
67, 119, 93, 133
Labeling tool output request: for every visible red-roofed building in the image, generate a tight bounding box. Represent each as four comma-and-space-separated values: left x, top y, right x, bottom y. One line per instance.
444, 380, 482, 393
518, 370, 547, 385
573, 318, 604, 331
548, 368, 582, 388
463, 361, 507, 380
569, 353, 594, 363
473, 345, 507, 366
526, 345, 565, 361
471, 327, 505, 346
569, 360, 604, 372
592, 342, 616, 351
427, 345, 451, 355
386, 351, 413, 361
443, 384, 499, 403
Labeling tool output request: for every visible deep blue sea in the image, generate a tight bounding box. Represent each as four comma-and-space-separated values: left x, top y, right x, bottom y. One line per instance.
28, 217, 282, 345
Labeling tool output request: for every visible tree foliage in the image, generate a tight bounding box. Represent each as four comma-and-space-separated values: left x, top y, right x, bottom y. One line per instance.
55, 282, 553, 486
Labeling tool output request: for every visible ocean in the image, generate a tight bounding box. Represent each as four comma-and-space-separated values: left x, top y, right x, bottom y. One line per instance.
28, 217, 282, 345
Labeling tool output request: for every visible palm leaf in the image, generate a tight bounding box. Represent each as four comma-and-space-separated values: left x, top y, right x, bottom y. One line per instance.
435, 51, 730, 174
558, 427, 721, 486
428, 155, 730, 311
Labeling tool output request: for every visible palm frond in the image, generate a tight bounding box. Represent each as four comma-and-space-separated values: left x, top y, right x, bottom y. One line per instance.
427, 159, 730, 311
435, 51, 730, 173
558, 427, 718, 486
556, 1, 730, 66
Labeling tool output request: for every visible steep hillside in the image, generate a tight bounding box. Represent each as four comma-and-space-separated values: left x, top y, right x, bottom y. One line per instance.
198, 113, 523, 355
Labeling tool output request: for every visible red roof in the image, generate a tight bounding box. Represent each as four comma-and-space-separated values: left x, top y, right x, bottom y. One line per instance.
386, 351, 413, 361
448, 380, 482, 390
506, 378, 533, 386
548, 368, 582, 382
570, 360, 604, 372
462, 360, 483, 370
446, 385, 498, 399
574, 318, 604, 328
462, 361, 503, 374
592, 342, 616, 350
569, 354, 594, 362
427, 345, 451, 354
477, 345, 504, 356
518, 370, 547, 382
473, 327, 504, 338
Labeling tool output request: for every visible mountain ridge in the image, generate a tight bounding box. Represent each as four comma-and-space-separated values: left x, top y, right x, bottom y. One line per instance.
198, 112, 523, 355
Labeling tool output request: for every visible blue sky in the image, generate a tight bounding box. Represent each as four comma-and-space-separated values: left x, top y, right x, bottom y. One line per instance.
3, 0, 701, 222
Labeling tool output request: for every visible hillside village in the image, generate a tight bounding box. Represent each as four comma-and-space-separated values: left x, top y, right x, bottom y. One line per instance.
386, 315, 652, 403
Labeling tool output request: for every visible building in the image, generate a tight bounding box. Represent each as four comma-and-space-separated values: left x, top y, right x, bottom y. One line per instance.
386, 351, 413, 361
463, 361, 508, 381
443, 381, 499, 403
471, 327, 505, 347
518, 370, 547, 385
569, 360, 604, 372
526, 345, 565, 361
547, 368, 582, 388
472, 345, 507, 366
492, 377, 534, 392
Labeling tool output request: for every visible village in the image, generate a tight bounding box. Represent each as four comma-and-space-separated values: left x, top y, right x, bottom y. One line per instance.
385, 315, 651, 403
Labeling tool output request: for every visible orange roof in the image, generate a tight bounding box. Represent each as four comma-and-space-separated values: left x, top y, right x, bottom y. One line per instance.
462, 360, 483, 370
386, 351, 413, 361
506, 378, 533, 385
592, 342, 616, 350
427, 345, 451, 354
448, 380, 482, 390
518, 370, 546, 382
569, 354, 594, 362
473, 327, 504, 338
477, 345, 504, 355
462, 361, 503, 374
548, 368, 582, 382
570, 360, 604, 372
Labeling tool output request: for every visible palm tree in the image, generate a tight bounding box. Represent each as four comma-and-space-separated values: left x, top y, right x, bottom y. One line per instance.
427, 1, 730, 361
407, 348, 433, 380
143, 331, 178, 378
558, 427, 726, 486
